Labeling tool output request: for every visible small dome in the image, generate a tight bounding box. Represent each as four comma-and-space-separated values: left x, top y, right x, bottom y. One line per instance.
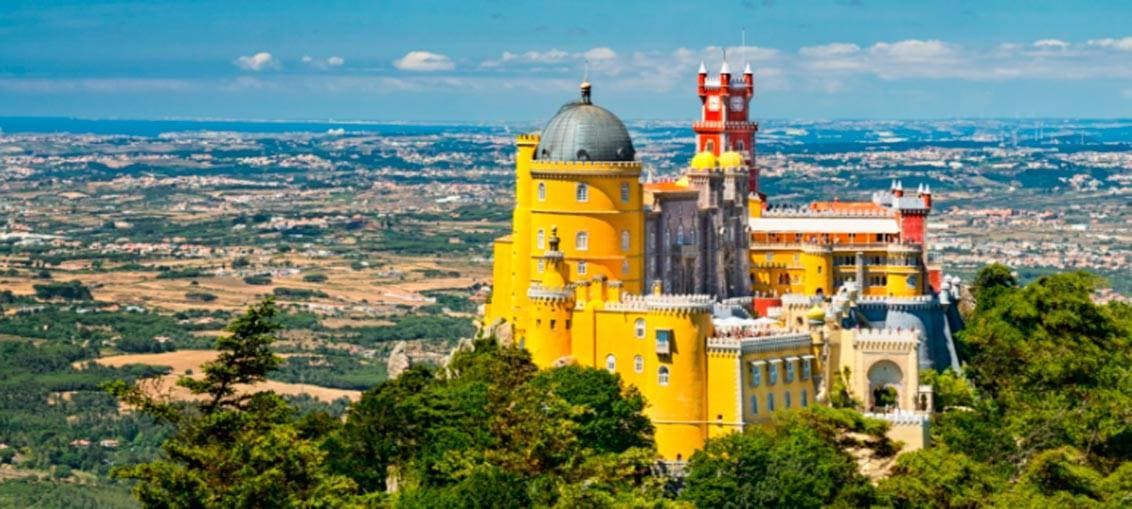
690, 151, 717, 169
535, 85, 635, 162
805, 304, 826, 323
718, 151, 744, 168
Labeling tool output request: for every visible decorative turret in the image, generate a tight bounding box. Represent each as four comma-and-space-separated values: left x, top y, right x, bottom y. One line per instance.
892, 180, 904, 198
720, 60, 731, 87
918, 184, 933, 209
743, 62, 754, 96
697, 61, 707, 97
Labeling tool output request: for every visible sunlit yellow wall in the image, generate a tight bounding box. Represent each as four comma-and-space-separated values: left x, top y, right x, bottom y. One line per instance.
750, 245, 926, 297
528, 160, 643, 295
508, 135, 540, 341
739, 344, 818, 423
485, 236, 513, 324
525, 297, 574, 366
706, 348, 742, 440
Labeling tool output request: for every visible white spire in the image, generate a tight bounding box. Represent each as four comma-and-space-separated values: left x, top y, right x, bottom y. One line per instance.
744, 62, 752, 74
698, 61, 707, 74
720, 60, 731, 75
895, 180, 903, 191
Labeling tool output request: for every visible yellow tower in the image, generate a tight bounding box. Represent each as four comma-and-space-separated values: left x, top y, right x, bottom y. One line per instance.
525, 228, 575, 365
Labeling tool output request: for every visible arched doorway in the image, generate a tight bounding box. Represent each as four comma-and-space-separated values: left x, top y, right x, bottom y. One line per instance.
866, 360, 904, 412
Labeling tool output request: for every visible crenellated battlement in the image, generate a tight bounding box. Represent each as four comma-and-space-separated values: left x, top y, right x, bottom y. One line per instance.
604, 293, 715, 314
515, 133, 541, 144
530, 159, 641, 170
527, 284, 574, 302
763, 206, 892, 218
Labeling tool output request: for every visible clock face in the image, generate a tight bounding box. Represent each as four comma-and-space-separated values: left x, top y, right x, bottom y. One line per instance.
729, 96, 745, 111
707, 96, 720, 111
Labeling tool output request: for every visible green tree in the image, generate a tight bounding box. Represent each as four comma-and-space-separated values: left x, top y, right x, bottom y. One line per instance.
107, 298, 358, 507
332, 338, 668, 507
970, 263, 1017, 309
878, 446, 1003, 509
681, 407, 882, 509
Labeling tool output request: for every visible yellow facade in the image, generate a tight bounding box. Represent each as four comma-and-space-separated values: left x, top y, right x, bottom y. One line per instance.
749, 244, 924, 299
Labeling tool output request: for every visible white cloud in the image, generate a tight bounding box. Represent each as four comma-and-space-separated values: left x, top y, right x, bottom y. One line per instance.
301, 55, 313, 64
235, 52, 279, 71
327, 56, 345, 67
1033, 38, 1069, 49
584, 47, 617, 61
869, 39, 955, 62
799, 43, 861, 58
393, 50, 454, 71
1088, 37, 1132, 51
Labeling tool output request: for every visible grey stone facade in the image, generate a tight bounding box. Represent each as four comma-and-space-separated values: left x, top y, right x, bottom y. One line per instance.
644, 167, 751, 299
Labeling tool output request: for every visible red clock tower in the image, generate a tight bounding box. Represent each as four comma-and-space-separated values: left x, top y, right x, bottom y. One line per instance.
694, 60, 759, 196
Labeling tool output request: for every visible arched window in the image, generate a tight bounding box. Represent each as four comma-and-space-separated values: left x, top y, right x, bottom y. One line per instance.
621, 230, 630, 251
658, 366, 670, 386
767, 393, 775, 412
705, 139, 715, 152
750, 395, 759, 415
536, 229, 545, 250
633, 355, 644, 373
801, 389, 808, 407
784, 390, 792, 408
620, 182, 630, 202
576, 183, 588, 202
605, 354, 616, 372
622, 259, 630, 275
537, 259, 544, 273
577, 261, 587, 275
676, 225, 685, 245
575, 231, 588, 251
634, 318, 646, 339
537, 182, 546, 201
737, 140, 745, 152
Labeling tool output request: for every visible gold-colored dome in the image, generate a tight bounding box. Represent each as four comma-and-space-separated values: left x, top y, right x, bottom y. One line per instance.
690, 151, 717, 169
805, 304, 826, 323
718, 151, 744, 168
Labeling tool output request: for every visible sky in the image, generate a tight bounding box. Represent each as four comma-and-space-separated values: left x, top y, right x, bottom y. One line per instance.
1, 0, 1130, 122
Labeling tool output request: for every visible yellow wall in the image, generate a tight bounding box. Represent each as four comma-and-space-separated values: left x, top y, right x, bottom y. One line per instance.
739, 347, 818, 423
749, 246, 924, 297
706, 350, 742, 439
528, 161, 643, 295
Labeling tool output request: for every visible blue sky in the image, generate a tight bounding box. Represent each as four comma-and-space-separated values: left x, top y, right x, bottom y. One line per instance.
1, 0, 1130, 121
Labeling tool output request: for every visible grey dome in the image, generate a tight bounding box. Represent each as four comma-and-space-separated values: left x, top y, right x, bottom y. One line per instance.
536, 87, 635, 162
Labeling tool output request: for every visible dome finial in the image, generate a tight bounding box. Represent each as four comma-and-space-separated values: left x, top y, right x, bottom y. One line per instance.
580, 59, 592, 104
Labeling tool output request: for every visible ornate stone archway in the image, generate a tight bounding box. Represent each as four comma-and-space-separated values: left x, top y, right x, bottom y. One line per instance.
867, 360, 904, 411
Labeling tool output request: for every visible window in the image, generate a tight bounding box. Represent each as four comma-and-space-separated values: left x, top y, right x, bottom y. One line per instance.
705, 139, 715, 152
537, 182, 546, 201
784, 391, 792, 408
658, 366, 670, 386
622, 260, 630, 275
576, 183, 588, 202
633, 355, 644, 373
737, 140, 745, 152
577, 261, 587, 275
537, 229, 545, 250
750, 395, 759, 415
634, 318, 646, 339
768, 362, 779, 385
767, 393, 775, 412
677, 226, 685, 245
537, 259, 544, 273
749, 362, 762, 387
656, 329, 673, 355
785, 360, 796, 383
576, 231, 589, 251
621, 230, 630, 251
605, 354, 616, 372
802, 357, 812, 380
620, 182, 630, 203
801, 389, 808, 407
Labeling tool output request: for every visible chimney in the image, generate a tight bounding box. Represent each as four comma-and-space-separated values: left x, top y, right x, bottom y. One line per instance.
697, 61, 707, 98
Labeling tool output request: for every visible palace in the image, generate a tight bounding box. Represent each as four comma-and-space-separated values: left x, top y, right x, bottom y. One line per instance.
484, 62, 962, 461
